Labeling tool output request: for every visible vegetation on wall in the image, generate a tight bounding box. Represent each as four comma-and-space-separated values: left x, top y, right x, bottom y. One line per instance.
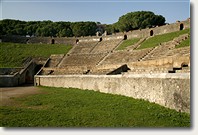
0, 11, 166, 37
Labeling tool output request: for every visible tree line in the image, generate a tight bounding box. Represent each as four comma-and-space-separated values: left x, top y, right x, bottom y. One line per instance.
0, 20, 97, 37
0, 11, 166, 37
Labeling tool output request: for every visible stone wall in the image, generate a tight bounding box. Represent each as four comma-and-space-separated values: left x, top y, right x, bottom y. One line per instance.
34, 73, 190, 113
0, 73, 20, 87
0, 60, 37, 87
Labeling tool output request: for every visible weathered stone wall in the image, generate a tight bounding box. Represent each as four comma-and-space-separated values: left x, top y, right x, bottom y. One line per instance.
0, 60, 37, 87
2, 35, 29, 43
34, 73, 190, 113
0, 73, 20, 87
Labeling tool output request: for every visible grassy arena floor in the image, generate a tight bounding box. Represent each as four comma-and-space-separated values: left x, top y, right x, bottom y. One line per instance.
0, 86, 190, 127
0, 43, 72, 67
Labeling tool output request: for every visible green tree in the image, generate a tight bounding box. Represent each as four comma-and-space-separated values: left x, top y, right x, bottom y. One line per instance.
116, 11, 166, 32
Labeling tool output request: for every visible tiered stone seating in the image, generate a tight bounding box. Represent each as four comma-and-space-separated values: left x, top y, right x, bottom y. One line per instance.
39, 32, 190, 75
42, 66, 86, 75
69, 41, 98, 54
143, 43, 175, 60
165, 46, 190, 57
45, 54, 65, 67
100, 48, 152, 65
127, 67, 173, 74
59, 53, 107, 67
90, 39, 122, 53
90, 68, 116, 75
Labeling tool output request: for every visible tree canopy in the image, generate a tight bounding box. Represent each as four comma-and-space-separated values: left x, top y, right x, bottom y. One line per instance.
0, 20, 98, 37
104, 11, 166, 34
0, 11, 166, 37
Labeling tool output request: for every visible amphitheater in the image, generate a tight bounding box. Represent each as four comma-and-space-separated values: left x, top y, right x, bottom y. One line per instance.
1, 19, 191, 113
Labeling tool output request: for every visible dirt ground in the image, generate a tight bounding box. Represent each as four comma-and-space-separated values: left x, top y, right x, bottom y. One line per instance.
0, 85, 42, 106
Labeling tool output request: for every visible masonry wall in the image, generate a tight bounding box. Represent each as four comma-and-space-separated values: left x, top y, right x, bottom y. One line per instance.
34, 73, 190, 113
0, 60, 37, 87
0, 73, 19, 87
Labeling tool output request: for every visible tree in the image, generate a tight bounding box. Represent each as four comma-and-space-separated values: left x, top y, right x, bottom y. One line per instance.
116, 11, 166, 32
72, 22, 97, 37
0, 11, 166, 37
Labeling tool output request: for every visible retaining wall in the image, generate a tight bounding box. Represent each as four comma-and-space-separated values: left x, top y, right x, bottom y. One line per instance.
34, 73, 190, 113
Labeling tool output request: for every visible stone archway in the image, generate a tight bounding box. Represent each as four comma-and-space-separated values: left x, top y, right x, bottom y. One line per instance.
26, 39, 29, 44
25, 70, 32, 84
99, 37, 102, 42
181, 62, 188, 67
76, 39, 79, 44
180, 23, 184, 30
51, 39, 55, 44
150, 30, 154, 36
34, 64, 43, 75
124, 34, 127, 40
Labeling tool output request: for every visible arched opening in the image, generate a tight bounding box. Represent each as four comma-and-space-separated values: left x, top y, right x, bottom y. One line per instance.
25, 70, 32, 84
181, 63, 188, 67
51, 39, 55, 44
150, 30, 154, 36
76, 39, 79, 44
34, 64, 43, 75
180, 23, 184, 30
99, 37, 102, 42
124, 35, 127, 40
26, 39, 29, 44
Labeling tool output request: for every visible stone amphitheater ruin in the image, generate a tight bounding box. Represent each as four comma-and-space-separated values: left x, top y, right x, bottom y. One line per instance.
0, 18, 190, 113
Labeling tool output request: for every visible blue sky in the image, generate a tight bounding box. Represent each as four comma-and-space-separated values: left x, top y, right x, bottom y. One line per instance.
0, 0, 190, 24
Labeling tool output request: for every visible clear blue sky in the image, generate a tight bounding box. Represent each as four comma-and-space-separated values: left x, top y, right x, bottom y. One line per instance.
0, 0, 190, 24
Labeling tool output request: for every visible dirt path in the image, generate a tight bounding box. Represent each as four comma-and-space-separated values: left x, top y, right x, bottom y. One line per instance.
0, 85, 42, 106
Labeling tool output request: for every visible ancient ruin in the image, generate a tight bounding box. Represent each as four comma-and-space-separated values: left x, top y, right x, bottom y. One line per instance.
0, 18, 190, 113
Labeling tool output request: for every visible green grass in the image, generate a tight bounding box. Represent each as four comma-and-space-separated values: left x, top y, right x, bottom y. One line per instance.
0, 86, 190, 127
0, 43, 72, 67
137, 28, 190, 49
176, 37, 190, 48
116, 38, 140, 50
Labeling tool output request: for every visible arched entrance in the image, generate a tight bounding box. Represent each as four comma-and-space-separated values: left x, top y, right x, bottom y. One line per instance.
51, 39, 55, 44
150, 30, 154, 36
181, 63, 188, 67
26, 39, 29, 44
180, 23, 184, 30
76, 39, 79, 44
124, 35, 127, 40
34, 64, 43, 75
99, 37, 102, 42
25, 70, 32, 84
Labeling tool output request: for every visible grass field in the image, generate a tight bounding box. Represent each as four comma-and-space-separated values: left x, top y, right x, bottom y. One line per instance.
176, 37, 190, 48
0, 86, 190, 127
0, 43, 72, 67
116, 38, 140, 50
137, 28, 190, 49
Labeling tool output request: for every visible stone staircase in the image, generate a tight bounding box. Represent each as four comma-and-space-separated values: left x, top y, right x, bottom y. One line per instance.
45, 54, 65, 68
137, 46, 158, 61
